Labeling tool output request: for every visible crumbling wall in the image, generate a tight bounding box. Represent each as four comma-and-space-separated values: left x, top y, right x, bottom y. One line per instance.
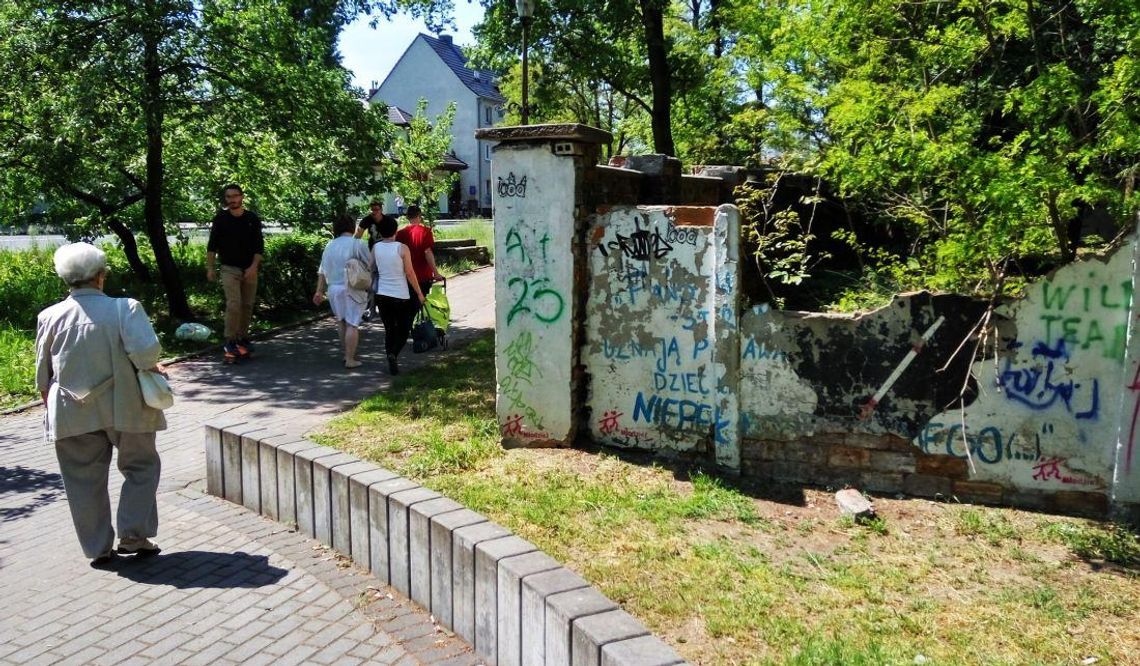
582, 205, 741, 467
918, 246, 1132, 497
485, 124, 1140, 518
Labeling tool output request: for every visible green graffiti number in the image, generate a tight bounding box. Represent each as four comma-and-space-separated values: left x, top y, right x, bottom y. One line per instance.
508, 277, 565, 325
532, 283, 564, 323
508, 277, 532, 325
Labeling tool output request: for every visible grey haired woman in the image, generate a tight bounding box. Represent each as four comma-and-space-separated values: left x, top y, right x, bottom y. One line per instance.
35, 242, 166, 567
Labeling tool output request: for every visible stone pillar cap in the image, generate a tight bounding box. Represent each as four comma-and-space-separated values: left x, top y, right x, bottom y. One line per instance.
475, 123, 612, 144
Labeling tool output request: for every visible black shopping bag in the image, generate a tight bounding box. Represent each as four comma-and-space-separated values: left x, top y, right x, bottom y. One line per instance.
412, 307, 438, 353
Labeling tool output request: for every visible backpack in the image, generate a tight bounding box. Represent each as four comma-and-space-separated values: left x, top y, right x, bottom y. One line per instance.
345, 256, 371, 291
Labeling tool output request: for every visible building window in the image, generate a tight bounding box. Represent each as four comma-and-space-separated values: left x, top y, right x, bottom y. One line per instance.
485, 144, 492, 162
485, 180, 491, 203
485, 106, 492, 125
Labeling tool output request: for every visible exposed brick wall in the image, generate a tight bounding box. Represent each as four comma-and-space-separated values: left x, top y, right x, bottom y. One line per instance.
741, 434, 1108, 518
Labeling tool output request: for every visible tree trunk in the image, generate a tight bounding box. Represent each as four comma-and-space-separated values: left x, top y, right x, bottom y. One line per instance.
104, 215, 151, 280
142, 5, 193, 321
1046, 192, 1076, 264
639, 0, 675, 156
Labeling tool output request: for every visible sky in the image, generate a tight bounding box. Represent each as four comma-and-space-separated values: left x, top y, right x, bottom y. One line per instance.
337, 3, 487, 92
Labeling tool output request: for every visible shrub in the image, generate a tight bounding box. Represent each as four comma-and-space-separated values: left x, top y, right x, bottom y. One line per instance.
258, 233, 327, 313
0, 247, 67, 329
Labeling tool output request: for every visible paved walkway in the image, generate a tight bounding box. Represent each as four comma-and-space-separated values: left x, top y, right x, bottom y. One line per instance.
0, 268, 496, 665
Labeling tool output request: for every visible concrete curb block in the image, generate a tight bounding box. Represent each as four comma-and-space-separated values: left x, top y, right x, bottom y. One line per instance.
204, 424, 688, 665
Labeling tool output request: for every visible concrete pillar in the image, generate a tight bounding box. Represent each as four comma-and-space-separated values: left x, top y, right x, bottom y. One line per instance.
476, 124, 612, 448
1113, 214, 1140, 522
348, 468, 399, 570
520, 567, 589, 665
329, 461, 381, 556
367, 477, 418, 585
275, 440, 323, 529
408, 497, 463, 610
204, 418, 245, 498
496, 551, 561, 666
451, 522, 512, 646
711, 204, 742, 469
257, 434, 300, 520
571, 610, 651, 666
429, 509, 488, 631
240, 429, 268, 513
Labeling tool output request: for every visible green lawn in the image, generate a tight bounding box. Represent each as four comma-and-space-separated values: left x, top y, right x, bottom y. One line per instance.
316, 333, 1140, 665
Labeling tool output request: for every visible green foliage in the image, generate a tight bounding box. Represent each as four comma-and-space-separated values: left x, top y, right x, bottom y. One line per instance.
1041, 521, 1140, 565
384, 99, 460, 222
774, 635, 892, 666
0, 247, 67, 329
754, 0, 1140, 293
434, 219, 495, 260
0, 325, 36, 408
737, 172, 832, 304
954, 508, 1020, 545
0, 0, 394, 317
677, 472, 762, 525
0, 233, 326, 403
257, 234, 329, 315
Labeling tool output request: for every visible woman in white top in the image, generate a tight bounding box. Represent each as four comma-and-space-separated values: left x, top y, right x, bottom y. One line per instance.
313, 215, 373, 368
372, 215, 424, 374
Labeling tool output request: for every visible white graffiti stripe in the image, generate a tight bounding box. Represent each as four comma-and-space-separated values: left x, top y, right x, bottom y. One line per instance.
859, 316, 946, 420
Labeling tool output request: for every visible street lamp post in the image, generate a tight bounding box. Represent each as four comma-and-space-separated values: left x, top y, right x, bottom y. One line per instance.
517, 0, 534, 125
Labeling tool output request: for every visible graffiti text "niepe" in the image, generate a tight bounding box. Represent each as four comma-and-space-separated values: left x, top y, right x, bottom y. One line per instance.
632, 391, 729, 444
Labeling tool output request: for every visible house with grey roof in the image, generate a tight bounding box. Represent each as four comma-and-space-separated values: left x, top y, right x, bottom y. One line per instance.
369, 33, 505, 216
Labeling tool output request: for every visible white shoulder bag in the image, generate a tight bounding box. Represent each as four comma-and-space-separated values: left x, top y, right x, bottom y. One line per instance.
117, 298, 174, 410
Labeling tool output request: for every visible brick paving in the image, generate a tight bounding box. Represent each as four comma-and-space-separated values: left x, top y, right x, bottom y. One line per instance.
0, 268, 496, 665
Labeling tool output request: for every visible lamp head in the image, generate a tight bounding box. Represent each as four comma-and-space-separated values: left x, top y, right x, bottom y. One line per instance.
516, 0, 534, 19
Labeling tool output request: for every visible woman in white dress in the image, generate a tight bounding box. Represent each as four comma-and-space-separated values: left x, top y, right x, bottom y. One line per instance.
313, 215, 373, 368
372, 215, 424, 374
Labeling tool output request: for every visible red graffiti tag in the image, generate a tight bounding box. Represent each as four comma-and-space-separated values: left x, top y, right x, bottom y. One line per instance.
502, 414, 525, 438
1126, 364, 1140, 473
598, 410, 623, 435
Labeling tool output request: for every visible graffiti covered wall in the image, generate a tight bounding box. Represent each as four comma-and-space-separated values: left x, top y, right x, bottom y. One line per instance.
918, 247, 1133, 492
583, 206, 741, 467
484, 124, 1140, 517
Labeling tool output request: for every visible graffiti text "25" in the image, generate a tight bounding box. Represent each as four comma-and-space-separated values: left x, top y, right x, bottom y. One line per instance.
508, 277, 565, 325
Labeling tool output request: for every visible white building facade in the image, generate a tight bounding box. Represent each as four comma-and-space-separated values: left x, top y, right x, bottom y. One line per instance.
369, 34, 504, 216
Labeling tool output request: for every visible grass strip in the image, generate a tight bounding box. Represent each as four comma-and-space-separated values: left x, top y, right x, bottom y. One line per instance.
317, 333, 1140, 665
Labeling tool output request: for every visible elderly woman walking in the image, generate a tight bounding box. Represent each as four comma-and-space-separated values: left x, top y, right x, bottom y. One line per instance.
36, 243, 166, 568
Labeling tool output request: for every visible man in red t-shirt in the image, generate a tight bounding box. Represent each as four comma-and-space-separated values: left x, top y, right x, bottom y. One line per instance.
395, 205, 442, 298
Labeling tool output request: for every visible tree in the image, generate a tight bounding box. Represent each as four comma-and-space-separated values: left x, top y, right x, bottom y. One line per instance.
728, 0, 1140, 293
0, 0, 395, 320
384, 99, 460, 221
465, 0, 687, 155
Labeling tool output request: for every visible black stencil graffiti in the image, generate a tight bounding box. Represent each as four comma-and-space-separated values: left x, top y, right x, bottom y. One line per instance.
497, 172, 527, 198
598, 214, 673, 261
666, 223, 698, 246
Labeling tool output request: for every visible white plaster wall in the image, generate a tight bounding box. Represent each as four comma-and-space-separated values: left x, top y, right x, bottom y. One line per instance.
493, 146, 575, 444
738, 305, 819, 436
917, 246, 1134, 490
584, 207, 731, 456
373, 37, 483, 208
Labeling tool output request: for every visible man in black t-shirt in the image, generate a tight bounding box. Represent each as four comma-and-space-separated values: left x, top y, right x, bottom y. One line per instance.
206, 184, 264, 363
354, 200, 397, 250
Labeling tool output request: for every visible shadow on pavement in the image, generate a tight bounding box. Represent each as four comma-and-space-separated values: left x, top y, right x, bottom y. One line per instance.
115, 550, 288, 588
168, 318, 492, 418
0, 465, 65, 523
